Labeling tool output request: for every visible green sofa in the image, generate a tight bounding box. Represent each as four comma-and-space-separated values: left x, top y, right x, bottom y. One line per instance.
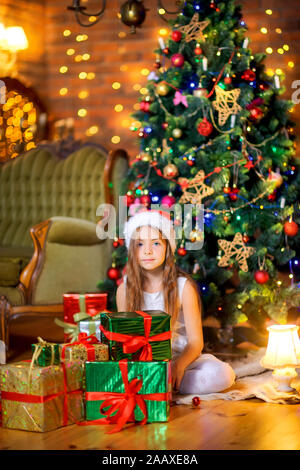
0, 144, 129, 350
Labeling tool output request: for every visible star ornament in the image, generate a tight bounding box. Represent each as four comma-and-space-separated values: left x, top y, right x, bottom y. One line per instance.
179, 169, 214, 205
177, 14, 210, 43
212, 85, 242, 126
218, 232, 255, 273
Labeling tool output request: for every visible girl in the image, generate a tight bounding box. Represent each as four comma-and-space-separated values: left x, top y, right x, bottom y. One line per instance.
117, 209, 235, 395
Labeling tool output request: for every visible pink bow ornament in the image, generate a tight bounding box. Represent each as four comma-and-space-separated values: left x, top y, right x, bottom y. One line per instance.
173, 91, 188, 108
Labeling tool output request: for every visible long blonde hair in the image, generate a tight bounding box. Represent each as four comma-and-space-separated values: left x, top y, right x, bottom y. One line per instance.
125, 226, 201, 329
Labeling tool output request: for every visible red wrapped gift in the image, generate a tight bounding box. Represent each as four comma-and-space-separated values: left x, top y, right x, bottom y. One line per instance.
63, 293, 108, 342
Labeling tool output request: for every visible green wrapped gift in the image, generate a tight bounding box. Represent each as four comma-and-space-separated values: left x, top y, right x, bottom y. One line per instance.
78, 315, 102, 341
100, 310, 171, 361
31, 337, 60, 367
85, 360, 171, 431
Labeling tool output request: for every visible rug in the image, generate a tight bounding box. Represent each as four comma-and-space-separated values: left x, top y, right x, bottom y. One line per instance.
175, 348, 300, 405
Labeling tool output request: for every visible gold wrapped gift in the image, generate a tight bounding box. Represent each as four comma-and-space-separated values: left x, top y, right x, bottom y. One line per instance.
0, 360, 84, 432
59, 342, 109, 362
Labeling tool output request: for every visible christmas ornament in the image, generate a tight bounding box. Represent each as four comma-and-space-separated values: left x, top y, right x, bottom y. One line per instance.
284, 221, 299, 237
197, 117, 213, 136
192, 396, 201, 406
173, 90, 188, 107
254, 269, 269, 284
171, 30, 182, 42
229, 187, 240, 201
268, 171, 283, 188
224, 75, 232, 84
140, 100, 150, 112
140, 194, 151, 206
189, 230, 203, 243
177, 246, 187, 256
172, 128, 183, 138
156, 83, 170, 96
218, 232, 255, 272
268, 191, 276, 201
161, 194, 176, 208
223, 185, 231, 194
186, 159, 194, 167
249, 107, 264, 121
107, 265, 121, 280
177, 13, 210, 43
120, 0, 147, 34
242, 234, 250, 243
154, 59, 161, 69
171, 53, 185, 68
179, 170, 214, 205
126, 193, 135, 206
241, 69, 256, 81
113, 238, 119, 248
194, 44, 202, 55
162, 122, 168, 130
193, 87, 208, 98
163, 47, 170, 55
212, 85, 242, 126
163, 163, 179, 179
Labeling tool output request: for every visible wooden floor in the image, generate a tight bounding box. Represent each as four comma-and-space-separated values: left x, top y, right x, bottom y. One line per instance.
2, 317, 300, 451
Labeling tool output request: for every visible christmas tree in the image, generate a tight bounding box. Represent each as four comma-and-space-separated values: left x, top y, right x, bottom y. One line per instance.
99, 0, 300, 331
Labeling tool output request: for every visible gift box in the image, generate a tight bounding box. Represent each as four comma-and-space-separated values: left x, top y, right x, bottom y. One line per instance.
85, 360, 171, 433
59, 335, 109, 363
100, 310, 172, 361
0, 360, 84, 432
31, 337, 60, 367
78, 315, 102, 342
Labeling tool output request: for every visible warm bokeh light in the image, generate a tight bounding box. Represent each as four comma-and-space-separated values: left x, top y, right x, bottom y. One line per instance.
114, 104, 123, 112
86, 125, 99, 136
82, 53, 90, 60
60, 66, 68, 73
66, 48, 75, 55
63, 29, 71, 37
266, 47, 273, 54
79, 72, 87, 79
133, 84, 141, 91
118, 31, 126, 38
78, 108, 87, 117
265, 9, 273, 15
288, 61, 295, 68
159, 28, 169, 36
5, 27, 28, 51
87, 72, 95, 80
260, 27, 268, 34
111, 135, 121, 144
112, 82, 121, 89
120, 64, 128, 72
141, 68, 150, 76
59, 88, 68, 96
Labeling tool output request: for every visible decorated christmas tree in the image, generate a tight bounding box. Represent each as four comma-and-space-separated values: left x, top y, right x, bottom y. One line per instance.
99, 0, 300, 331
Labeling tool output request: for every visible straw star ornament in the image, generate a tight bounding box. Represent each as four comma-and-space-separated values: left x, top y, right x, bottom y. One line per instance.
212, 85, 242, 126
177, 14, 210, 42
179, 170, 214, 204
218, 232, 255, 272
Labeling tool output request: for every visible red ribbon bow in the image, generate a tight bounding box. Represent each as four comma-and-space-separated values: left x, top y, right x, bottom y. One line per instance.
100, 310, 171, 360
61, 332, 99, 362
82, 360, 171, 434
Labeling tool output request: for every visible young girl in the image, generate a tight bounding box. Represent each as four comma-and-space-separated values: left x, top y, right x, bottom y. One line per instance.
117, 209, 235, 395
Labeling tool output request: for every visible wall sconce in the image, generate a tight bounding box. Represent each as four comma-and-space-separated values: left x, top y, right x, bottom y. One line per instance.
0, 24, 28, 76
260, 325, 300, 392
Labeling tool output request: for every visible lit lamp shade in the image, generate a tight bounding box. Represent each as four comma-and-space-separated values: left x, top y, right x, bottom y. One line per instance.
261, 325, 300, 392
5, 27, 28, 51
0, 23, 7, 48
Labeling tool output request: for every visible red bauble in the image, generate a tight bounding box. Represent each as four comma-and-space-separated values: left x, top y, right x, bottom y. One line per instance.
224, 76, 232, 84
162, 122, 168, 130
161, 194, 176, 208
171, 53, 185, 68
197, 117, 213, 137
229, 187, 240, 201
223, 186, 231, 194
192, 396, 201, 406
268, 191, 277, 201
249, 107, 264, 121
186, 159, 194, 166
242, 69, 256, 81
177, 247, 187, 256
140, 194, 151, 206
154, 61, 161, 69
140, 100, 150, 112
126, 194, 135, 206
112, 241, 119, 248
194, 46, 202, 55
107, 267, 121, 280
171, 30, 182, 42
163, 47, 170, 55
254, 270, 269, 284
242, 235, 250, 243
284, 221, 299, 237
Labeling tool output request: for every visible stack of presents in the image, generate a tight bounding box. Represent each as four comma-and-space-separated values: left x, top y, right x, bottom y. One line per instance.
0, 293, 172, 433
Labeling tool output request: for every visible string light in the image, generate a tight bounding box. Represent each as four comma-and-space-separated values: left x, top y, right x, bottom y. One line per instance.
112, 82, 121, 89
59, 88, 68, 96
78, 108, 87, 117
111, 135, 121, 144
78, 90, 89, 99
114, 104, 123, 112
63, 29, 71, 37
66, 48, 75, 55
59, 66, 68, 73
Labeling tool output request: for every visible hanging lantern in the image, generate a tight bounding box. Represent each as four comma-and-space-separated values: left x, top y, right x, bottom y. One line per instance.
120, 0, 147, 34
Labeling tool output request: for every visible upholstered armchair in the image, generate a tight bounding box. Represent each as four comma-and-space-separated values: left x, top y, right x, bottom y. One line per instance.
0, 144, 129, 352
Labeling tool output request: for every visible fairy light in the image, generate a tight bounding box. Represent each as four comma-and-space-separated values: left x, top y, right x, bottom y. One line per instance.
140, 88, 148, 95
118, 31, 126, 38
89, 16, 97, 23
111, 135, 121, 144
112, 82, 121, 89
266, 47, 273, 54
86, 125, 99, 136
59, 88, 68, 96
265, 9, 273, 15
87, 72, 95, 80
276, 28, 282, 34
114, 104, 123, 112
288, 61, 294, 68
120, 64, 128, 72
75, 55, 82, 62
158, 8, 166, 15
78, 108, 87, 117
82, 53, 90, 61
260, 27, 268, 34
159, 28, 169, 37
133, 84, 141, 91
66, 48, 75, 55
78, 90, 89, 99
60, 66, 68, 73
277, 48, 284, 54
141, 68, 150, 76
63, 29, 71, 37
79, 72, 87, 79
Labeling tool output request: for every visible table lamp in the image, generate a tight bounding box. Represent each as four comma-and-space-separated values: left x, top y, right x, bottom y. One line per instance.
260, 325, 300, 392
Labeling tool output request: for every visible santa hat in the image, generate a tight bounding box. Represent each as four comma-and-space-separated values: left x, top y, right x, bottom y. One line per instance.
123, 209, 176, 253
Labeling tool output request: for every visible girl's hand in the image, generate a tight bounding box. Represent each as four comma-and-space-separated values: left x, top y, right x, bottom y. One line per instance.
171, 359, 186, 392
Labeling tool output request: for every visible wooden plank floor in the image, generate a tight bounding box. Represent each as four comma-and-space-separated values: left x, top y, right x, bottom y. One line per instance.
2, 317, 300, 451
1, 399, 300, 450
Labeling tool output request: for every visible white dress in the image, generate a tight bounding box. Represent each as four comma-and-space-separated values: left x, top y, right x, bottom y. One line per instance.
123, 275, 235, 395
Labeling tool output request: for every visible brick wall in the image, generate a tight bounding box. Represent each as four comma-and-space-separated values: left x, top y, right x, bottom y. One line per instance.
1, 0, 300, 158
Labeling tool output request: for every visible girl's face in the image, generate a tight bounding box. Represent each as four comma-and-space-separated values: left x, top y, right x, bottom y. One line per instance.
136, 225, 167, 272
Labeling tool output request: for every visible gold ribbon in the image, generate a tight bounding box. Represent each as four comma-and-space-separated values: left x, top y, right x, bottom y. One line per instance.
73, 311, 102, 323
54, 318, 80, 343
